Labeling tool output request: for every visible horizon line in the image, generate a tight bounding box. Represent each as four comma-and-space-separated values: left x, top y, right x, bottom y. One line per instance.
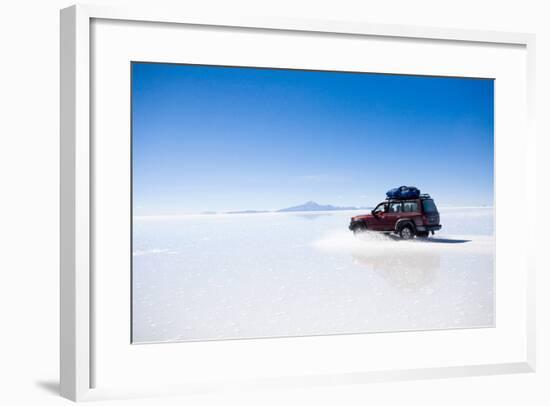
134, 205, 495, 220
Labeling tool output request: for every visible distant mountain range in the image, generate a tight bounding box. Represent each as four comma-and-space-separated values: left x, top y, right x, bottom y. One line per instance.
225, 210, 270, 214
277, 201, 363, 212
201, 201, 371, 215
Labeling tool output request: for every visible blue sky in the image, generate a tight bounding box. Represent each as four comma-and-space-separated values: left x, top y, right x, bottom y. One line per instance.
132, 63, 494, 215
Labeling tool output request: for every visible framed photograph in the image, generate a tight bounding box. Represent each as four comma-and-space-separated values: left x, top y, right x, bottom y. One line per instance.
60, 4, 536, 401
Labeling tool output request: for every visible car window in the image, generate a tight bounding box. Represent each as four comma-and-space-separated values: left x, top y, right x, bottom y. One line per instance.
389, 202, 402, 213
374, 203, 387, 213
422, 199, 438, 213
403, 201, 419, 212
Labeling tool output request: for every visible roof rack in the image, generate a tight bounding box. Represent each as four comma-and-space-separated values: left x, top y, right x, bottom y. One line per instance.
384, 193, 431, 201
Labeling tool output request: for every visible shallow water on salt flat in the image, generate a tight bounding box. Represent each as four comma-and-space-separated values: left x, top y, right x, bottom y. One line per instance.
132, 207, 494, 343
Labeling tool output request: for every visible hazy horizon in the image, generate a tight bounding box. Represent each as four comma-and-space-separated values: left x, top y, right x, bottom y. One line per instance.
132, 63, 494, 216
133, 201, 495, 218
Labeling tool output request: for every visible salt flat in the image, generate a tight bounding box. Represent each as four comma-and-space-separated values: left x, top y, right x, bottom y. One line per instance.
132, 207, 494, 343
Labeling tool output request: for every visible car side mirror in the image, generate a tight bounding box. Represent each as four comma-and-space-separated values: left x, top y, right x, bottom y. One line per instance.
371, 210, 377, 217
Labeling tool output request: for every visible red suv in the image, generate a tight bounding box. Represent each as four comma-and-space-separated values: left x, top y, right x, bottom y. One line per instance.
349, 195, 441, 239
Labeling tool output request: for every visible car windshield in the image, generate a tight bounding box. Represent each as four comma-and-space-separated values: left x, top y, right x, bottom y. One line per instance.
422, 199, 438, 213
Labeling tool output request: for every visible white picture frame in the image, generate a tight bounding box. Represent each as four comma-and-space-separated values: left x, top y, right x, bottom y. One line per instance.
60, 4, 536, 402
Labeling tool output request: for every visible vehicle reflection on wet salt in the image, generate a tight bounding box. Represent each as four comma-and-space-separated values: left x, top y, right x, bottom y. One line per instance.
352, 252, 440, 292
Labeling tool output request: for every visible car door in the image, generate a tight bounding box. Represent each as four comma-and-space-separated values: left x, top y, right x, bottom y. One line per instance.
383, 202, 403, 231
369, 203, 388, 231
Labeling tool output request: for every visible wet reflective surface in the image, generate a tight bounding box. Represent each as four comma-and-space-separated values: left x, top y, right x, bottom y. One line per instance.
133, 207, 494, 343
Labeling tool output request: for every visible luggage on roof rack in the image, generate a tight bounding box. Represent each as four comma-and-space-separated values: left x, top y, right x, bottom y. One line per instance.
386, 186, 420, 200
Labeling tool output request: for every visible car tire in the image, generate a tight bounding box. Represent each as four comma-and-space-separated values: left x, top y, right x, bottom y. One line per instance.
399, 224, 414, 240
352, 223, 367, 235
